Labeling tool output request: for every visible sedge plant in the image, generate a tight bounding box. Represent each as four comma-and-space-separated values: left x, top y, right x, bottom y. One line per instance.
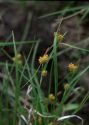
0, 27, 89, 125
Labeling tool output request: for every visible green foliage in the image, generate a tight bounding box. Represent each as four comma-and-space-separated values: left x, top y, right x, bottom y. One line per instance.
0, 30, 89, 125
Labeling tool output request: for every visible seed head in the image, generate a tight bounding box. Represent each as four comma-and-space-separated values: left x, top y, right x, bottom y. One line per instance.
68, 63, 78, 72
12, 53, 23, 64
41, 70, 47, 77
38, 54, 48, 64
48, 93, 55, 101
54, 32, 64, 42
64, 83, 70, 90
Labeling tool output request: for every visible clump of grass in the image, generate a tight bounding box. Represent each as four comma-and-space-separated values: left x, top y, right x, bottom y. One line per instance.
0, 27, 89, 125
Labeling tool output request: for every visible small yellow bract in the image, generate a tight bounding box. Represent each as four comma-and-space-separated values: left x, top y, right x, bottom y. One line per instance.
16, 53, 22, 58
41, 70, 47, 77
12, 53, 22, 64
48, 122, 54, 125
38, 116, 42, 125
54, 32, 64, 42
57, 34, 64, 42
68, 63, 78, 72
48, 93, 55, 101
38, 54, 48, 64
64, 83, 70, 90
